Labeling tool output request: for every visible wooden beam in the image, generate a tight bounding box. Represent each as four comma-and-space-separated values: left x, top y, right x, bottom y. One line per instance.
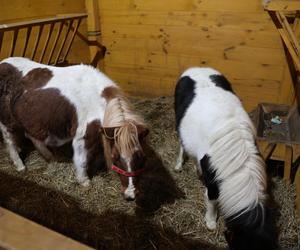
269, 11, 300, 71
0, 207, 93, 250
278, 11, 300, 55
85, 0, 103, 67
0, 13, 87, 32
264, 0, 300, 11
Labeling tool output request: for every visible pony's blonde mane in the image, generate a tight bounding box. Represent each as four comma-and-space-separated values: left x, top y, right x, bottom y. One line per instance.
102, 94, 146, 164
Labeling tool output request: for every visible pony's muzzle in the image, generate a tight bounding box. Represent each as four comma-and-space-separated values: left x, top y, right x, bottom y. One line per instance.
121, 185, 139, 201
124, 195, 135, 201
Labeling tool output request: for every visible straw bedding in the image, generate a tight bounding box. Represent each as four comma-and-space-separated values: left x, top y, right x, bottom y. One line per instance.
0, 96, 299, 250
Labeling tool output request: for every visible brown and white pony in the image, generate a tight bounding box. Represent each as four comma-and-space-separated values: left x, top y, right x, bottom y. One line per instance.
0, 57, 149, 200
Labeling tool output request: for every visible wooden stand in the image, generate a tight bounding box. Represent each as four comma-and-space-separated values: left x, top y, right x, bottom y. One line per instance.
260, 142, 294, 183
263, 0, 300, 216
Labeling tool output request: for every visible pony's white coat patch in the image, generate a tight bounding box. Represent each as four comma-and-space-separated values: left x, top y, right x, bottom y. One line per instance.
124, 158, 136, 199
0, 121, 25, 171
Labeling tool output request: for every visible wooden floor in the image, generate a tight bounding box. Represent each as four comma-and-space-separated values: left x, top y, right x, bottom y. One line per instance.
0, 207, 93, 250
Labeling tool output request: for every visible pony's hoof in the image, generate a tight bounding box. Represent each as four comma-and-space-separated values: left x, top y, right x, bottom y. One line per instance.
16, 165, 26, 172
205, 219, 217, 231
80, 179, 90, 187
174, 164, 183, 172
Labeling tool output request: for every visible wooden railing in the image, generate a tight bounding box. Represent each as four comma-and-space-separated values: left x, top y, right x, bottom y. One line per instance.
0, 13, 105, 66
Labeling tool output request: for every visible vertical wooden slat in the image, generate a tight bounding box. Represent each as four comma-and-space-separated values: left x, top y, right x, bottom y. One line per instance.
61, 18, 81, 63
31, 24, 44, 60
9, 29, 19, 56
22, 26, 32, 57
47, 21, 64, 65
39, 23, 55, 63
0, 32, 4, 55
54, 19, 74, 65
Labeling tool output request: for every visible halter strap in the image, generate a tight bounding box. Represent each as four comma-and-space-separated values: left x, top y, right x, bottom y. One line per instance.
111, 164, 149, 177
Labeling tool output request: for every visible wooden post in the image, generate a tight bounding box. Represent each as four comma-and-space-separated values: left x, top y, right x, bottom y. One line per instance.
85, 0, 102, 68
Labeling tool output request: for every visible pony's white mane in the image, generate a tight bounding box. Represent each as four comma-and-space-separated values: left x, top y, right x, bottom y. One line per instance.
103, 95, 146, 159
208, 119, 267, 219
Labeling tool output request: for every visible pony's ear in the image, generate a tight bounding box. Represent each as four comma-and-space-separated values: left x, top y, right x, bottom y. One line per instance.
100, 127, 115, 139
137, 125, 149, 138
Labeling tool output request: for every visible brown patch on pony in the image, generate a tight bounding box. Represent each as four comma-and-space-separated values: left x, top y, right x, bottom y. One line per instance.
13, 88, 78, 141
84, 120, 106, 176
101, 86, 119, 102
0, 63, 23, 125
0, 62, 26, 148
22, 68, 53, 90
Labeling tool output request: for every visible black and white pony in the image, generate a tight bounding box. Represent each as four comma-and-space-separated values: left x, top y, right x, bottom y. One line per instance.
174, 67, 278, 250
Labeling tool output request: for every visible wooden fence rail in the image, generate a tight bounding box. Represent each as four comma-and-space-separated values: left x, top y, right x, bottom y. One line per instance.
0, 13, 105, 66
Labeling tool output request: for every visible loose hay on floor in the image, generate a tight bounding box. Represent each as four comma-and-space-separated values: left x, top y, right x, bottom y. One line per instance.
0, 96, 299, 250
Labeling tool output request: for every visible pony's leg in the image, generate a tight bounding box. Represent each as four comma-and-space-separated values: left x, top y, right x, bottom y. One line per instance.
0, 122, 25, 171
28, 136, 53, 161
72, 137, 90, 187
204, 188, 218, 230
175, 144, 184, 171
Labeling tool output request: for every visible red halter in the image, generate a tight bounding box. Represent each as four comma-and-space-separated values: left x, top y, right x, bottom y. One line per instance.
111, 164, 149, 177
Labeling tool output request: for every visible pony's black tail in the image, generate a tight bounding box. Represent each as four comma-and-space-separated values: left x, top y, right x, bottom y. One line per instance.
225, 202, 279, 250
0, 62, 23, 124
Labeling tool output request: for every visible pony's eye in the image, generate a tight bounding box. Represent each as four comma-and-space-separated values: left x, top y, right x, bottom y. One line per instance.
113, 155, 119, 162
111, 152, 120, 161
136, 153, 146, 166
111, 146, 120, 161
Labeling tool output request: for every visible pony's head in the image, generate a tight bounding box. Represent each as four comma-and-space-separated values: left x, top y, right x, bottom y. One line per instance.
101, 93, 149, 200
224, 204, 278, 250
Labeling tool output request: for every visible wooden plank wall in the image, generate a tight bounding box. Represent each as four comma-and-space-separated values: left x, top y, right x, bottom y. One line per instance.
98, 0, 294, 111
0, 0, 90, 64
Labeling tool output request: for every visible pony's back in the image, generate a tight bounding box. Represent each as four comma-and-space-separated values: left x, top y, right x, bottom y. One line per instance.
175, 67, 253, 162
1, 57, 117, 125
